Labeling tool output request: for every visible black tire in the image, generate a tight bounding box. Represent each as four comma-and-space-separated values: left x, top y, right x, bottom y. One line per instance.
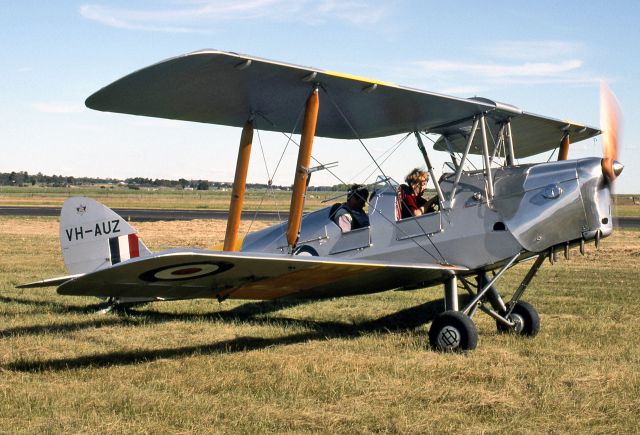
496, 300, 540, 336
429, 311, 478, 352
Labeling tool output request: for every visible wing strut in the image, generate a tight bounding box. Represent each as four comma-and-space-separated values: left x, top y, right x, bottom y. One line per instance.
505, 121, 516, 165
558, 133, 570, 161
414, 132, 445, 206
480, 114, 495, 200
286, 87, 320, 250
224, 120, 254, 251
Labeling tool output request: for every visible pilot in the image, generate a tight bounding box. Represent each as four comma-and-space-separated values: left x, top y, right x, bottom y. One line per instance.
332, 184, 370, 232
398, 168, 438, 219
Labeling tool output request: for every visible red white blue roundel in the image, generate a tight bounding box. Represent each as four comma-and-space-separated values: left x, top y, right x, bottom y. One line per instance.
140, 262, 233, 282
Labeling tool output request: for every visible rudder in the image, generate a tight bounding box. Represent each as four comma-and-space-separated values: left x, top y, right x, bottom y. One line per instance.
60, 197, 151, 274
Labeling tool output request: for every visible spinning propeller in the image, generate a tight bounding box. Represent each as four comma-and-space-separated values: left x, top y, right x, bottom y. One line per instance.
600, 81, 624, 182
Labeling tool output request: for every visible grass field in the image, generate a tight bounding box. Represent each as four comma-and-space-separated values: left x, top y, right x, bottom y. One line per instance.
0, 186, 333, 212
1, 216, 639, 433
1, 186, 639, 217
614, 195, 640, 217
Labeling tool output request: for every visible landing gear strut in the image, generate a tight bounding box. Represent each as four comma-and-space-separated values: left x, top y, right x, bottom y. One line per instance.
496, 300, 540, 336
428, 275, 477, 351
428, 253, 546, 351
97, 297, 150, 314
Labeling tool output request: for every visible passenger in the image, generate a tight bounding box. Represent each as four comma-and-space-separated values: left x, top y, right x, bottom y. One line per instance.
398, 168, 439, 219
332, 184, 370, 232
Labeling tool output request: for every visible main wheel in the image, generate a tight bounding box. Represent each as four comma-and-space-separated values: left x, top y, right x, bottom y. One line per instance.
429, 311, 478, 352
496, 300, 540, 336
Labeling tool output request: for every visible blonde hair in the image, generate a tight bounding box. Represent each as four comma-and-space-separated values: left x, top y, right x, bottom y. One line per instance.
405, 168, 428, 185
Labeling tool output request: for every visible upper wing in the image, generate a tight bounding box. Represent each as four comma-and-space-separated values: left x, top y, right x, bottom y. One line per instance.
85, 50, 493, 140
86, 49, 600, 158
432, 108, 600, 158
57, 249, 466, 300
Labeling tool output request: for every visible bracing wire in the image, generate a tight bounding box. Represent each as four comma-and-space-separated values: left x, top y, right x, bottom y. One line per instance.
255, 127, 272, 182
245, 120, 276, 235
244, 101, 307, 239
246, 88, 350, 242
486, 121, 498, 163
240, 85, 452, 264
265, 111, 302, 183
276, 132, 349, 186
320, 84, 389, 181
321, 101, 444, 263
360, 133, 412, 185
319, 86, 446, 263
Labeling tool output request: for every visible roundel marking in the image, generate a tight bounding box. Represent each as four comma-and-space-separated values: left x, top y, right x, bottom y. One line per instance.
170, 267, 204, 276
154, 264, 219, 280
140, 261, 233, 282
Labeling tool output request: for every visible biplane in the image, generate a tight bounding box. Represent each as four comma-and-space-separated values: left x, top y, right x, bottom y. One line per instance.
19, 50, 623, 351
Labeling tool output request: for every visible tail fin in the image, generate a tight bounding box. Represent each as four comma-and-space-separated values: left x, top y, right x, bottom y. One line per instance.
60, 197, 151, 274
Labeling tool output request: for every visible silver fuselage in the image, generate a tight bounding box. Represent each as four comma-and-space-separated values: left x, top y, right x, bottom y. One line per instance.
242, 157, 612, 288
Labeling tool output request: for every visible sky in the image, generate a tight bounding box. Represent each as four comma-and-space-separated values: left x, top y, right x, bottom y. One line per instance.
1, 0, 638, 193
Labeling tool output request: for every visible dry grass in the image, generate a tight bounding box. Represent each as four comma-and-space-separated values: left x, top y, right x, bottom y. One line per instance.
614, 195, 640, 217
0, 187, 333, 212
3, 187, 638, 218
1, 216, 639, 433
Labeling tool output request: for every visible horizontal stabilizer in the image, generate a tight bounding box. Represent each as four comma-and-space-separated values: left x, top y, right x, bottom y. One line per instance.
16, 274, 83, 289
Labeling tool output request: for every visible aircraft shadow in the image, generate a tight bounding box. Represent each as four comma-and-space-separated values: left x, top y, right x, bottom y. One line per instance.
0, 295, 106, 315
5, 297, 454, 372
0, 297, 313, 340
0, 295, 139, 338
0, 318, 138, 339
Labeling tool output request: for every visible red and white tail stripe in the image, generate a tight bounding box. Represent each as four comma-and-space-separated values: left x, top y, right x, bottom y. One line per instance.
109, 233, 141, 265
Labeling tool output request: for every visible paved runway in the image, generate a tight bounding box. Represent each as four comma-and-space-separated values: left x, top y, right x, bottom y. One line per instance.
1, 206, 639, 228
0, 206, 286, 222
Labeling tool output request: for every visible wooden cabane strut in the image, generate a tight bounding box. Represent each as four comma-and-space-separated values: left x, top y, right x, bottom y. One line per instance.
223, 120, 254, 251
223, 88, 320, 253
286, 87, 320, 250
558, 133, 570, 161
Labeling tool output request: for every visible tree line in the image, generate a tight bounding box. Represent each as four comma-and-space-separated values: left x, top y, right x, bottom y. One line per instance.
0, 171, 234, 190
1, 171, 365, 192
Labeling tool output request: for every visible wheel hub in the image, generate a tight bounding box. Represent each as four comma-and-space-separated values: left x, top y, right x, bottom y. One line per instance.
437, 326, 461, 349
510, 313, 525, 333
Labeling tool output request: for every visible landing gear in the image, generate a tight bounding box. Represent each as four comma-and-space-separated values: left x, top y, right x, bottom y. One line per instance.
429, 311, 478, 351
97, 297, 128, 314
429, 253, 546, 351
496, 300, 540, 336
97, 297, 150, 314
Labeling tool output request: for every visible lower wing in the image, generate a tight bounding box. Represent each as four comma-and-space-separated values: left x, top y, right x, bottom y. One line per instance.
36, 250, 466, 301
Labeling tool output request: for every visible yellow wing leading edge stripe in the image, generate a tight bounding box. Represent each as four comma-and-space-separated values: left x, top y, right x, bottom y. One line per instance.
561, 119, 586, 128
324, 70, 398, 88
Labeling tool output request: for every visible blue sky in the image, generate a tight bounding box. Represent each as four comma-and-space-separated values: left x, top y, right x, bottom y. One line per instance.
1, 1, 637, 192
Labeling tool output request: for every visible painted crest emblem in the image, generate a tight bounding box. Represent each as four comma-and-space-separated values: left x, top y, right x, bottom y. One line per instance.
76, 205, 87, 215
